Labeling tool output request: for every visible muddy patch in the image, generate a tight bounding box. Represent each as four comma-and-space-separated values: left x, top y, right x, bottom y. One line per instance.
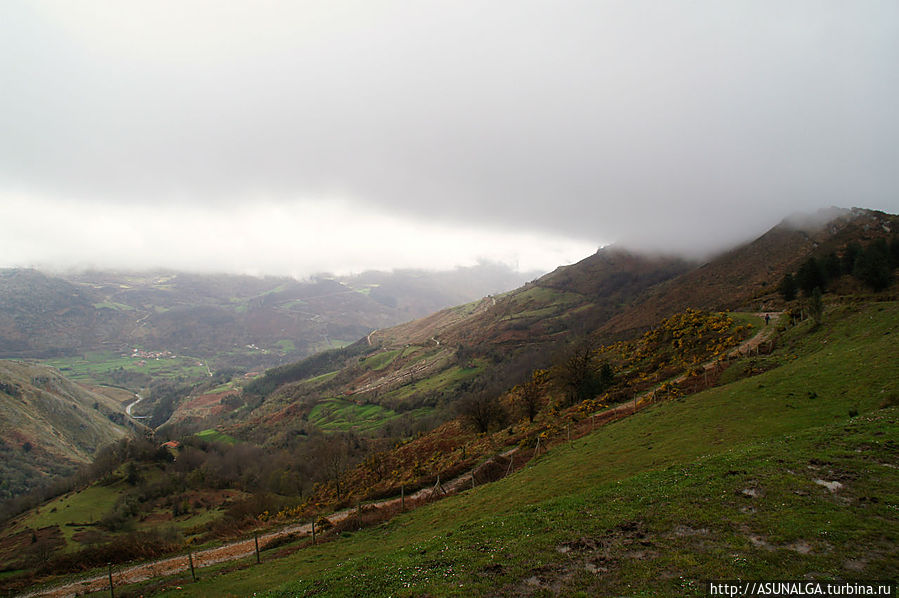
556, 537, 599, 554
844, 558, 868, 572
814, 479, 843, 492
671, 525, 709, 537
787, 540, 813, 554
480, 562, 506, 577
748, 534, 774, 550
504, 522, 654, 596
747, 533, 817, 555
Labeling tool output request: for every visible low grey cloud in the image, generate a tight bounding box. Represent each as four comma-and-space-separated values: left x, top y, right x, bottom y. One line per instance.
1, 1, 897, 274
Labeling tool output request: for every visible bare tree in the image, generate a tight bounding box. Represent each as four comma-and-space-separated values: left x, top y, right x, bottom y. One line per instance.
458, 389, 508, 434
556, 340, 613, 406
516, 369, 548, 423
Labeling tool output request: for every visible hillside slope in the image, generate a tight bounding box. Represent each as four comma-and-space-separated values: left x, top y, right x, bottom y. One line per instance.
6, 244, 899, 595
0, 361, 131, 500
601, 207, 899, 337
220, 250, 691, 441
0, 270, 100, 357
222, 208, 894, 444
96, 300, 899, 597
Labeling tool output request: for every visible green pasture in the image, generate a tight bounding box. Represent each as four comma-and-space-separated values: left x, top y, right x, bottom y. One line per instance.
308, 398, 433, 433
360, 349, 402, 371
140, 301, 898, 596
43, 351, 208, 386
10, 483, 122, 549
195, 429, 237, 444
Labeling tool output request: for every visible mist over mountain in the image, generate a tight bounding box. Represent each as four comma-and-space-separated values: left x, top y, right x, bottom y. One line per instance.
0, 263, 540, 366
2, 2, 896, 276
1, 0, 898, 591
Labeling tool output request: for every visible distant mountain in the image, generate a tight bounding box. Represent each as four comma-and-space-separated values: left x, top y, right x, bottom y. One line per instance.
338, 262, 545, 320
0, 361, 132, 499
0, 264, 540, 369
0, 270, 100, 356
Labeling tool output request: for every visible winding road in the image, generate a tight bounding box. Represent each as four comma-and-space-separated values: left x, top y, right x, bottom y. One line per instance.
125, 393, 149, 420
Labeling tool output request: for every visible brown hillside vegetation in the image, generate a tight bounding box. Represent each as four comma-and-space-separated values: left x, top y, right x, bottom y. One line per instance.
357, 247, 690, 356
0, 361, 132, 499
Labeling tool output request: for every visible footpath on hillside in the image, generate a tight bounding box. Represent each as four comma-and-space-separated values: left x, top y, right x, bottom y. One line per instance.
21, 313, 781, 598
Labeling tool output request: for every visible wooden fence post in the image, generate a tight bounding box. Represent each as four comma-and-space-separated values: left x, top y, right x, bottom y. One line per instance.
312, 519, 316, 545
188, 549, 197, 581
107, 563, 114, 598
254, 532, 260, 564
401, 484, 405, 512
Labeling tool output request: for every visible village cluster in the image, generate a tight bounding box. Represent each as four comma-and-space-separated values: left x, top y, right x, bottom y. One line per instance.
127, 348, 177, 365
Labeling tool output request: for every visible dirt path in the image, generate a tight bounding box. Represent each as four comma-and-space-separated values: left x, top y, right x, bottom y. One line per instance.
590, 311, 782, 418
21, 314, 780, 598
666, 311, 779, 386
19, 458, 512, 598
124, 393, 150, 420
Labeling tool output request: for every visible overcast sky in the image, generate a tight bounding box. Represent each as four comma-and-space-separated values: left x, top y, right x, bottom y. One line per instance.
1, 1, 897, 277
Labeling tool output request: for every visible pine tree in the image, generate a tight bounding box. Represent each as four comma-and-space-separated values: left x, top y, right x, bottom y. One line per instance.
779, 273, 797, 301
841, 243, 861, 275
796, 257, 826, 295
854, 240, 892, 292
809, 287, 824, 328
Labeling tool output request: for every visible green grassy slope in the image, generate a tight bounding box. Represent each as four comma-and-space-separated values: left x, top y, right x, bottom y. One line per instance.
6, 484, 122, 549
0, 361, 131, 499
157, 301, 898, 597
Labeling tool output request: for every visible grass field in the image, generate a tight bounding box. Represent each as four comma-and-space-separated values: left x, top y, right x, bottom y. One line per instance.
92, 301, 135, 312
360, 349, 403, 371
379, 360, 486, 405
511, 285, 584, 307
43, 351, 208, 386
9, 484, 122, 549
274, 339, 297, 354
308, 398, 434, 433
137, 301, 898, 596
195, 429, 238, 444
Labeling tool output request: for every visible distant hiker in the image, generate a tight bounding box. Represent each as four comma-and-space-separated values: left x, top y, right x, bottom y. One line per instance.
765, 313, 770, 325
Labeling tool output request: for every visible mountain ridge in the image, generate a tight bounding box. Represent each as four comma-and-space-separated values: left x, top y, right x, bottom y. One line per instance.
0, 360, 132, 500
0, 264, 539, 366
217, 207, 897, 444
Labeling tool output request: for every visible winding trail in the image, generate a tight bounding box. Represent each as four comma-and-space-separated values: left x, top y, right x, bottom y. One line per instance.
20, 313, 781, 598
585, 312, 782, 421
124, 393, 149, 420
19, 465, 498, 598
